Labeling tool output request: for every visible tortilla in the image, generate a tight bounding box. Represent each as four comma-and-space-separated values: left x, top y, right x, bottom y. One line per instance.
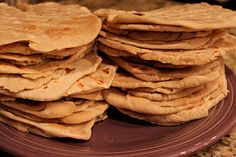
66, 63, 117, 95
0, 42, 92, 77
69, 91, 104, 101
103, 74, 226, 115
0, 3, 101, 52
0, 53, 44, 65
61, 102, 109, 124
0, 41, 94, 59
0, 52, 102, 101
1, 101, 109, 124
118, 87, 226, 125
127, 31, 212, 41
99, 30, 224, 50
1, 100, 77, 118
0, 61, 38, 74
109, 56, 223, 81
118, 76, 227, 125
101, 24, 212, 40
0, 110, 96, 140
74, 100, 93, 112
111, 66, 221, 89
128, 85, 204, 101
126, 79, 220, 107
128, 87, 183, 95
0, 67, 69, 93
98, 35, 235, 65
102, 24, 129, 35
120, 56, 189, 69
106, 23, 199, 32
96, 3, 236, 30
0, 94, 15, 101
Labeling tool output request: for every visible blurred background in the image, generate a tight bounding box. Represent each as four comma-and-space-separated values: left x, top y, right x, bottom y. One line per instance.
1, 0, 235, 10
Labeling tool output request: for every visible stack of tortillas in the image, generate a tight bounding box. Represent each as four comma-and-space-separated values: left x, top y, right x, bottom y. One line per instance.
95, 3, 236, 125
0, 2, 117, 140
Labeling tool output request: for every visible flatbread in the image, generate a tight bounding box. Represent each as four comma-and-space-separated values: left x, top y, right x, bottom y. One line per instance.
74, 100, 94, 112
103, 74, 226, 115
102, 24, 129, 35
97, 43, 134, 57
0, 94, 15, 101
0, 104, 59, 123
0, 100, 96, 119
112, 66, 221, 89
126, 79, 220, 107
1, 100, 77, 118
0, 41, 94, 58
118, 87, 226, 125
0, 52, 102, 101
99, 43, 183, 68
61, 102, 109, 124
0, 42, 40, 55
66, 63, 117, 96
98, 35, 235, 65
128, 85, 204, 101
120, 56, 189, 69
1, 115, 46, 136
0, 74, 53, 93
98, 43, 187, 69
106, 23, 199, 32
0, 3, 101, 52
44, 42, 94, 58
1, 101, 109, 124
118, 77, 228, 125
103, 88, 198, 115
0, 42, 92, 76
0, 110, 96, 140
127, 87, 183, 95
99, 30, 224, 50
0, 61, 38, 74
109, 56, 223, 81
69, 91, 104, 101
96, 3, 236, 30
127, 31, 212, 41
102, 24, 212, 39
0, 53, 44, 65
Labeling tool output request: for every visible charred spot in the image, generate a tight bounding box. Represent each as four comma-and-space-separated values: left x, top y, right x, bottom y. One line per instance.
63, 27, 72, 32
102, 68, 110, 74
65, 68, 74, 74
77, 82, 84, 88
43, 86, 48, 89
133, 12, 144, 16
97, 80, 104, 85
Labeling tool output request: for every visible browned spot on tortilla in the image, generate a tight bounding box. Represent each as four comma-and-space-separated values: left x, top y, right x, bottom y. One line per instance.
102, 68, 110, 74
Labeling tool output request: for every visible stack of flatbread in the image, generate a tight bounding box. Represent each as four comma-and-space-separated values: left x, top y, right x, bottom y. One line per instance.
95, 3, 236, 125
0, 2, 117, 140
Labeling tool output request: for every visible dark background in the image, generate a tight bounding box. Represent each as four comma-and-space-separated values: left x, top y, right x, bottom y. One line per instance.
0, 0, 236, 10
